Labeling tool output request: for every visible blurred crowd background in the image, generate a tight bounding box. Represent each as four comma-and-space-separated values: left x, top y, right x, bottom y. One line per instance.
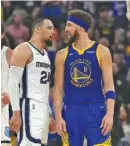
1, 1, 130, 146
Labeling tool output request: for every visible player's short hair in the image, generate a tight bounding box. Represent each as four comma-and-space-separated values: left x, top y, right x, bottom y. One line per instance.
68, 9, 93, 31
29, 19, 44, 36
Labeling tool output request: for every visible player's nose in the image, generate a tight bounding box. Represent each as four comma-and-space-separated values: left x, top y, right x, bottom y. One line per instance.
65, 26, 68, 33
51, 29, 55, 36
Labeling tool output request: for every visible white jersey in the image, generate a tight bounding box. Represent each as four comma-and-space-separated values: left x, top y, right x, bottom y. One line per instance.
1, 46, 11, 143
20, 42, 51, 103
1, 46, 9, 93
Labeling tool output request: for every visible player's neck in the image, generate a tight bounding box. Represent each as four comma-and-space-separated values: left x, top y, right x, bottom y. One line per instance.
29, 38, 45, 52
74, 33, 93, 50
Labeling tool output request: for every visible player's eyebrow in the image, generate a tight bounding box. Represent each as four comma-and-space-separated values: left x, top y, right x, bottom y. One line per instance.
47, 25, 54, 30
66, 22, 72, 26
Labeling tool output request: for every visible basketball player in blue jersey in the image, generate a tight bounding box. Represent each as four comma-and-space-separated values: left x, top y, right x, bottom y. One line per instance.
53, 10, 116, 146
7, 19, 56, 146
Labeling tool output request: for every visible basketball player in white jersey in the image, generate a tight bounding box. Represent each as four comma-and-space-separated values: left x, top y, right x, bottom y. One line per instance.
7, 19, 56, 146
1, 23, 12, 146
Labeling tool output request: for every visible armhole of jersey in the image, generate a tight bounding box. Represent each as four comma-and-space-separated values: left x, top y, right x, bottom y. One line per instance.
96, 44, 101, 67
63, 47, 68, 64
26, 42, 34, 65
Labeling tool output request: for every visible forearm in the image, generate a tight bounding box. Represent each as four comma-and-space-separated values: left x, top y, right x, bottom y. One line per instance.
7, 66, 24, 111
53, 88, 63, 120
106, 99, 115, 116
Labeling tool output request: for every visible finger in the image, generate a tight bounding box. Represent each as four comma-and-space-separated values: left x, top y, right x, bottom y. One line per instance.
9, 121, 13, 131
103, 125, 112, 135
15, 125, 21, 134
1, 98, 5, 103
102, 122, 107, 134
57, 125, 63, 136
10, 124, 16, 132
60, 124, 65, 136
63, 123, 66, 132
100, 118, 105, 128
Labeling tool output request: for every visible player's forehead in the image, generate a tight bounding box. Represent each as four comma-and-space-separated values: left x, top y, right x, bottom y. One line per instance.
43, 19, 54, 29
66, 21, 76, 26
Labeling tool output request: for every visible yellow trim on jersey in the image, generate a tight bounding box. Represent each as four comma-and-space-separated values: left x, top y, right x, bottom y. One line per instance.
63, 47, 69, 64
72, 41, 95, 55
94, 136, 111, 146
96, 44, 101, 67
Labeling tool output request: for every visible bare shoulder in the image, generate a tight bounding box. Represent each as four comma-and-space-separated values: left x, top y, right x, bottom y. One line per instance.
98, 44, 111, 59
56, 48, 67, 57
55, 47, 68, 64
13, 42, 31, 54
10, 42, 32, 67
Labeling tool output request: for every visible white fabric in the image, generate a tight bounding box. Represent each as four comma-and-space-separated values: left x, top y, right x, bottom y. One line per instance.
48, 103, 52, 114
18, 99, 49, 146
8, 66, 24, 111
1, 46, 9, 93
19, 42, 51, 104
1, 105, 10, 142
1, 46, 11, 143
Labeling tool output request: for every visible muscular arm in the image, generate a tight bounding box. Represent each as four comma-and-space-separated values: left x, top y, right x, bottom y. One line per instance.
99, 45, 115, 116
53, 49, 65, 120
8, 43, 31, 112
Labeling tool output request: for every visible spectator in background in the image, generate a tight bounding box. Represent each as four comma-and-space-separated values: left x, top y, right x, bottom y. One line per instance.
7, 12, 29, 46
113, 62, 130, 105
41, 1, 62, 29
98, 37, 114, 53
111, 62, 124, 146
95, 6, 117, 44
99, 37, 110, 47
110, 2, 127, 29
118, 105, 130, 146
2, 1, 14, 21
113, 53, 129, 77
119, 105, 130, 138
31, 7, 41, 21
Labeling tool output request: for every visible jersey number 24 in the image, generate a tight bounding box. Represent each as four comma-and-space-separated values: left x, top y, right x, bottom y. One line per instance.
40, 71, 51, 84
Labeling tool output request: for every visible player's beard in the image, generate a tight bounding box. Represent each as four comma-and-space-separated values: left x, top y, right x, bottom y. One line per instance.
45, 40, 52, 46
65, 29, 79, 46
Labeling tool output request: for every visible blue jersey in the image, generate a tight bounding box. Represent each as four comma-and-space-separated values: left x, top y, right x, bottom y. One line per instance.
64, 41, 105, 105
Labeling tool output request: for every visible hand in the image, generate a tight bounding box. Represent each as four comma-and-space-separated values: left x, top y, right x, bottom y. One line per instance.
1, 92, 10, 106
49, 115, 56, 134
100, 113, 113, 135
56, 117, 66, 136
10, 111, 21, 133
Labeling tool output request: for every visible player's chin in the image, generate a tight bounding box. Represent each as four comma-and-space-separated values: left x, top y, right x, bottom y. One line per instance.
45, 40, 52, 46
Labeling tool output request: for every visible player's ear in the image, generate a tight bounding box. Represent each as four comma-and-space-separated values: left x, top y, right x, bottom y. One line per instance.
76, 25, 82, 32
35, 26, 41, 34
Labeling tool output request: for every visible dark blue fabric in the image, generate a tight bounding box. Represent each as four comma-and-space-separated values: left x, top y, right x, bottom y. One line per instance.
68, 16, 89, 31
62, 103, 110, 146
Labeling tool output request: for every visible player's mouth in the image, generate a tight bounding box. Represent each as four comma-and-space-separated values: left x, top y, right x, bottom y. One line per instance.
50, 35, 54, 41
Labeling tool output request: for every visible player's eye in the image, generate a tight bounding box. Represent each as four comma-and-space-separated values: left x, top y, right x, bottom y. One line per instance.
47, 26, 53, 30
66, 23, 72, 27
